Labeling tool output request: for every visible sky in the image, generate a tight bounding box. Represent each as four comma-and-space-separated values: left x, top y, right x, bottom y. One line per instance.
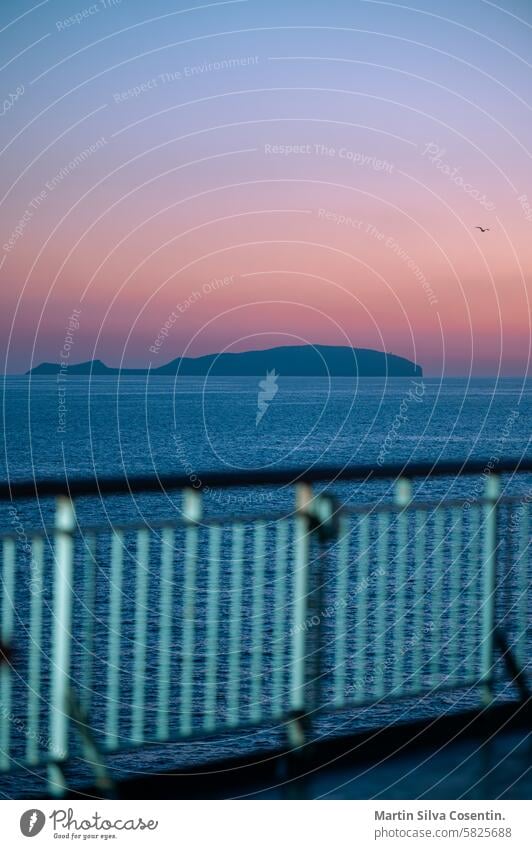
0, 0, 531, 375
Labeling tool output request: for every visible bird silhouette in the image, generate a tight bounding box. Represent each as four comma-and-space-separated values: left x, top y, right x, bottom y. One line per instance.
475, 226, 490, 232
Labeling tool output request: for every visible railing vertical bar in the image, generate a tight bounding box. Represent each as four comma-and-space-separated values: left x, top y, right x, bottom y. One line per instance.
374, 511, 388, 698
204, 524, 222, 731
412, 509, 426, 692
132, 529, 149, 744
352, 513, 370, 704
0, 538, 15, 770
227, 523, 245, 727
26, 536, 44, 765
517, 501, 529, 671
180, 490, 201, 736
393, 478, 412, 695
49, 496, 76, 796
430, 509, 445, 687
290, 484, 312, 714
481, 474, 500, 703
448, 508, 462, 685
466, 505, 481, 678
272, 520, 288, 717
250, 522, 266, 723
156, 527, 174, 740
333, 515, 350, 706
106, 531, 124, 748
80, 533, 97, 715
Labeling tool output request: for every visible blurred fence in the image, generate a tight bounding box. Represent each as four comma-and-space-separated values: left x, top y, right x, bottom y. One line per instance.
0, 459, 530, 795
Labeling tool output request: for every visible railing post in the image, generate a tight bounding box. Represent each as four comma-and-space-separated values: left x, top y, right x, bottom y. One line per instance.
308, 493, 336, 709
48, 495, 76, 796
288, 486, 336, 746
287, 483, 312, 746
180, 488, 202, 736
393, 477, 412, 694
395, 477, 412, 508
481, 473, 500, 704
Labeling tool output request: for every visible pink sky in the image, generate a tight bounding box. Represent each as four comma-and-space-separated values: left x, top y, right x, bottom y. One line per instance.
1, 0, 531, 375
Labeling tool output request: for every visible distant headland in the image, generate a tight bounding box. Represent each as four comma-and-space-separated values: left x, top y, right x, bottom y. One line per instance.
26, 344, 422, 378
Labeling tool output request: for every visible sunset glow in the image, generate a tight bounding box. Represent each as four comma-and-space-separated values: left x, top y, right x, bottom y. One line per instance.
1, 0, 531, 375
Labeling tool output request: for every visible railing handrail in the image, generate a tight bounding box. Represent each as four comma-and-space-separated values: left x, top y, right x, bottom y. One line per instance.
0, 456, 530, 501
1, 455, 530, 796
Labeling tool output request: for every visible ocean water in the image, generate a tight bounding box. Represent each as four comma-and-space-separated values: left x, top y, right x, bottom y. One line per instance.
1, 374, 531, 540
2, 375, 531, 502
0, 376, 530, 797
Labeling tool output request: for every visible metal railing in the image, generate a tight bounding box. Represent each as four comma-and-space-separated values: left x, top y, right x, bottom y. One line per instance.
0, 458, 530, 796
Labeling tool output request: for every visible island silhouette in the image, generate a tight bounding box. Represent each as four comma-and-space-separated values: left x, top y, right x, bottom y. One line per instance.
27, 344, 422, 377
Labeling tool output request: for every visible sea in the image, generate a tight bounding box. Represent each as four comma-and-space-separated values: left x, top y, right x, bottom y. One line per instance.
0, 375, 530, 796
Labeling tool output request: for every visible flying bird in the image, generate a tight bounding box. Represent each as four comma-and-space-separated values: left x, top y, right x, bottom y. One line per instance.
475, 226, 490, 232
